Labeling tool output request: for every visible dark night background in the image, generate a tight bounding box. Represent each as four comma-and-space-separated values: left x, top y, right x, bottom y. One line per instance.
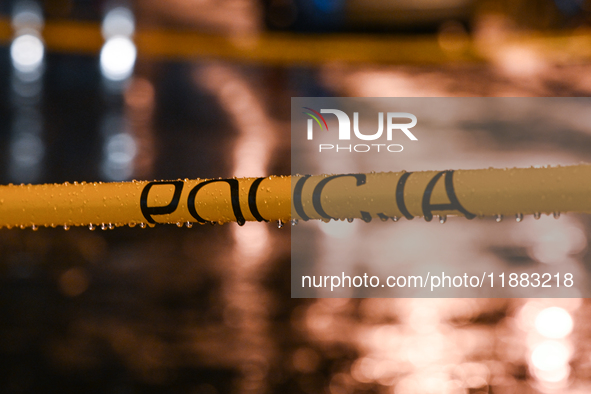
1, 0, 591, 393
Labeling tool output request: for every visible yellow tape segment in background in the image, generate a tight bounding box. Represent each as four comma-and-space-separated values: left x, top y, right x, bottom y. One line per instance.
0, 164, 590, 229
2, 17, 591, 65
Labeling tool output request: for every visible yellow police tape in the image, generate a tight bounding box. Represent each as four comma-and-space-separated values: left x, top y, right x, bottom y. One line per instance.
2, 17, 591, 65
0, 164, 590, 229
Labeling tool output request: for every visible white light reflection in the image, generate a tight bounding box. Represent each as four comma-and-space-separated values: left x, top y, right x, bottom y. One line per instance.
535, 307, 573, 339
11, 73, 42, 98
104, 132, 137, 179
11, 132, 44, 166
196, 65, 276, 178
100, 37, 137, 81
11, 34, 44, 75
533, 363, 571, 385
346, 299, 501, 392
531, 340, 571, 374
11, 0, 44, 31
196, 64, 276, 393
231, 222, 270, 264
494, 45, 547, 80
351, 357, 377, 384
320, 66, 448, 98
9, 2, 45, 183
9, 115, 45, 183
517, 301, 578, 390
318, 219, 357, 239
394, 371, 462, 394
531, 224, 587, 265
123, 77, 156, 179
100, 114, 137, 181
102, 7, 135, 39
511, 214, 587, 266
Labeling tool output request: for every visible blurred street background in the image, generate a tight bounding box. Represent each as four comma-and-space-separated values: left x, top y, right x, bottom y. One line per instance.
1, 0, 591, 393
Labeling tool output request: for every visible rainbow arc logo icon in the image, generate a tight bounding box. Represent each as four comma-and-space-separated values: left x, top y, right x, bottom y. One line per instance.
303, 107, 329, 140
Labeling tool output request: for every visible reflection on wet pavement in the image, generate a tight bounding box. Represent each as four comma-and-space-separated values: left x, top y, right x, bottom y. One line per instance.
2, 60, 591, 393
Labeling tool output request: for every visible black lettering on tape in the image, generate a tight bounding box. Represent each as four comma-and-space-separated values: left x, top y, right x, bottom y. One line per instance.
396, 172, 414, 220
293, 175, 311, 221
188, 179, 246, 226
140, 181, 184, 224
422, 170, 475, 222
312, 174, 367, 220
248, 177, 268, 222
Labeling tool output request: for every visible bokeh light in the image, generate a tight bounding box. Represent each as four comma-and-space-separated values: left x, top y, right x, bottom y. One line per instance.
530, 340, 571, 380
318, 219, 358, 239
11, 0, 44, 31
10, 34, 44, 74
535, 307, 573, 339
102, 6, 135, 39
100, 37, 137, 81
